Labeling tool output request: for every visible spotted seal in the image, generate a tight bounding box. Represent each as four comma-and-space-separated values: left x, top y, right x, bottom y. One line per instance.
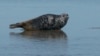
10, 13, 69, 31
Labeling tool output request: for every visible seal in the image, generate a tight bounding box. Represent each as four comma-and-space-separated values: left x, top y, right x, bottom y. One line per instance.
10, 13, 69, 31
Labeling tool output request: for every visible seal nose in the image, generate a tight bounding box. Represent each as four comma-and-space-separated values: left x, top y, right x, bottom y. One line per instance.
66, 13, 68, 16
66, 14, 69, 18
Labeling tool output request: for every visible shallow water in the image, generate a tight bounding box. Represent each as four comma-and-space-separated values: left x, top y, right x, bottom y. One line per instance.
0, 0, 100, 56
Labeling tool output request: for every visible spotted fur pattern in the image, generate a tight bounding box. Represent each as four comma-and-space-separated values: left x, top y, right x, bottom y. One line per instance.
31, 14, 68, 30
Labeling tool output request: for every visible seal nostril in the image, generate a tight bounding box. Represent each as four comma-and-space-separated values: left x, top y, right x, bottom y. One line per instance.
66, 14, 68, 16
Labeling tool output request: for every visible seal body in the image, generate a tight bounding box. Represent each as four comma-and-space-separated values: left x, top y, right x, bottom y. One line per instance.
10, 13, 69, 31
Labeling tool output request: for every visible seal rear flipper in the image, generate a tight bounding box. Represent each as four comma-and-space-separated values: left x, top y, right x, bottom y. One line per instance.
10, 23, 23, 29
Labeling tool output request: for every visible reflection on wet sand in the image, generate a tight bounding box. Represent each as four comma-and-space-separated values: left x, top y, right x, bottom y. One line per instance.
9, 30, 68, 56
10, 30, 67, 40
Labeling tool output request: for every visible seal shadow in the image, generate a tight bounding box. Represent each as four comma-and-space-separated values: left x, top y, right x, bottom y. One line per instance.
10, 30, 67, 41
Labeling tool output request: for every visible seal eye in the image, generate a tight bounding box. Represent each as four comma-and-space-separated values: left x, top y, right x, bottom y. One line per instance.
62, 14, 68, 17
61, 13, 69, 19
